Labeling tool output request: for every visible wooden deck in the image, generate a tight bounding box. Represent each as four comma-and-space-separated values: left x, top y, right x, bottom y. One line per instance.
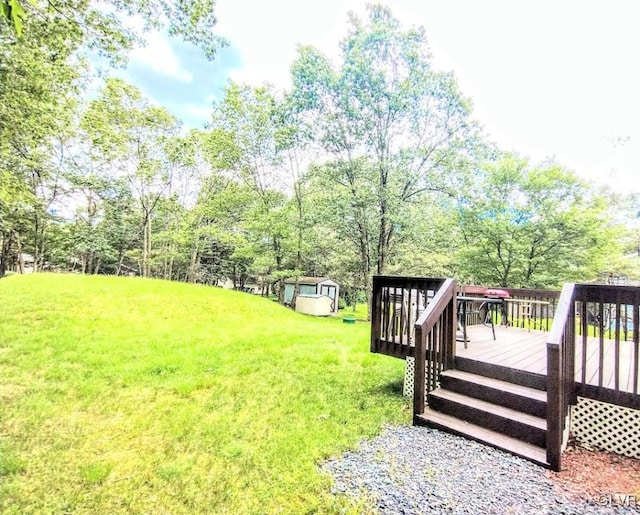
372, 278, 640, 470
459, 325, 640, 396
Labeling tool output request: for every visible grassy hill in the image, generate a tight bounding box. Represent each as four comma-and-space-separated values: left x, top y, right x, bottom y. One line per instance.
0, 274, 407, 514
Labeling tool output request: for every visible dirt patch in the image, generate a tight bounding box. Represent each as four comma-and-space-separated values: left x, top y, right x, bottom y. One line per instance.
547, 442, 640, 508
0, 383, 26, 400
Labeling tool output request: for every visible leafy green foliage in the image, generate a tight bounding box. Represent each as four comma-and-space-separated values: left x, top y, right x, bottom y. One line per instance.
2, 0, 225, 60
1, 0, 632, 304
206, 84, 305, 289
1, 0, 30, 35
291, 4, 480, 307
457, 155, 622, 287
82, 78, 181, 277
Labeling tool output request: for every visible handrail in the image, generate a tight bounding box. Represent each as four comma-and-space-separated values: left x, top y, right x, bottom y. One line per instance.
415, 278, 456, 333
547, 283, 575, 346
546, 282, 576, 471
413, 278, 457, 418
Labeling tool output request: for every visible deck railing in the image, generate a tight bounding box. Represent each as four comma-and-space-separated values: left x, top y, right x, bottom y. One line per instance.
547, 282, 640, 469
413, 278, 457, 420
503, 288, 560, 331
370, 276, 446, 359
546, 283, 576, 471
371, 277, 640, 470
460, 285, 560, 331
573, 284, 640, 409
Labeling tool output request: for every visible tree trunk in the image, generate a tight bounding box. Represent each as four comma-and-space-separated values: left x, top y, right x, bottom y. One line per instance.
0, 232, 8, 277
376, 163, 389, 275
278, 277, 285, 304
142, 211, 152, 278
33, 213, 39, 272
295, 184, 304, 270
357, 222, 373, 320
188, 244, 199, 283
16, 237, 24, 274
290, 278, 300, 310
116, 249, 125, 276
32, 215, 47, 273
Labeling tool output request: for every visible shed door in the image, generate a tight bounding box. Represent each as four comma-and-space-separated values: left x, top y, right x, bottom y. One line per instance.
320, 285, 337, 311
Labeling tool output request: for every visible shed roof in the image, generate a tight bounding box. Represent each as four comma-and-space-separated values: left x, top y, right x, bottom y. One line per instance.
284, 276, 331, 285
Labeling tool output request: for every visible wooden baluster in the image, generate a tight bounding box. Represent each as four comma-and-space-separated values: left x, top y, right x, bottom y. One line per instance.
634, 297, 640, 395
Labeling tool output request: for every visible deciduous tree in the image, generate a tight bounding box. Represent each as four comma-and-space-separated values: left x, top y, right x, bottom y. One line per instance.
82, 78, 181, 277
457, 156, 622, 288
291, 4, 479, 310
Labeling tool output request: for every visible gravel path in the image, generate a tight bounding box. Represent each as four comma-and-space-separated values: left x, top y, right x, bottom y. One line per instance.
322, 425, 637, 514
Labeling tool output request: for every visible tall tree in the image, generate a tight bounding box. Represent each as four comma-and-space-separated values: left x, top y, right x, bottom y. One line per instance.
207, 83, 302, 296
82, 78, 181, 277
291, 5, 479, 309
0, 170, 32, 275
1, 0, 226, 276
274, 97, 311, 270
0, 3, 83, 275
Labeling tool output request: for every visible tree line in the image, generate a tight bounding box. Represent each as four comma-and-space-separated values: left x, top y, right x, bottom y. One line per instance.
1, 4, 636, 308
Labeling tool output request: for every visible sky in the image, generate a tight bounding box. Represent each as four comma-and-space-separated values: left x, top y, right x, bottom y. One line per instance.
119, 0, 640, 194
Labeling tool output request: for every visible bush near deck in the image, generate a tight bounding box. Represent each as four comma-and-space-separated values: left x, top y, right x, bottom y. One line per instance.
0, 274, 407, 514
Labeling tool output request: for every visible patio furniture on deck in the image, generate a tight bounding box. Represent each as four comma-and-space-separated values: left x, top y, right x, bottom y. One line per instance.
457, 296, 504, 346
383, 288, 426, 343
504, 298, 550, 330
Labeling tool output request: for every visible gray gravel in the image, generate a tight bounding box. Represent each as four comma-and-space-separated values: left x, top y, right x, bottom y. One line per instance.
322, 425, 638, 514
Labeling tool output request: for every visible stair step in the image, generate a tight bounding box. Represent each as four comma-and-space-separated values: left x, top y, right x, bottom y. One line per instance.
455, 357, 547, 391
428, 388, 547, 447
416, 408, 550, 468
440, 369, 547, 417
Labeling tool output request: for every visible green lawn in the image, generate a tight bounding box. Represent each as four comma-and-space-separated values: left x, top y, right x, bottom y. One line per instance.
339, 302, 369, 321
0, 274, 407, 514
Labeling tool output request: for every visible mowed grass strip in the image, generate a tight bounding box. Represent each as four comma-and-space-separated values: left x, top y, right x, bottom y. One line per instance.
0, 274, 407, 514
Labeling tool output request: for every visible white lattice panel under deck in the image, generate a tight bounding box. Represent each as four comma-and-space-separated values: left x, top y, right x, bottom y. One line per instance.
403, 357, 432, 397
572, 397, 640, 459
403, 357, 415, 397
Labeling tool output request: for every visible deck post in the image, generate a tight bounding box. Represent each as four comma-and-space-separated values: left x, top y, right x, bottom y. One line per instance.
546, 342, 562, 471
546, 282, 576, 472
566, 298, 577, 406
370, 276, 382, 353
413, 325, 426, 419
444, 296, 456, 370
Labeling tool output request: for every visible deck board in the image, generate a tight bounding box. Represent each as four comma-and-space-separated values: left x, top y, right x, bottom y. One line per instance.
456, 325, 638, 394
376, 323, 639, 395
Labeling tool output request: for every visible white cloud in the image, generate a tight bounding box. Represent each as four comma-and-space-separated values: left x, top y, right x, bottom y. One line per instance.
130, 30, 193, 82
213, 0, 640, 192
215, 0, 360, 90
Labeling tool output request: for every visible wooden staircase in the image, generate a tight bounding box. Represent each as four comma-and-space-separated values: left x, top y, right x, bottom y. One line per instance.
415, 357, 551, 468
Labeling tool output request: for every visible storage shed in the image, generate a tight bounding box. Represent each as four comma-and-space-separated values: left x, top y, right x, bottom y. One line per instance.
284, 277, 340, 314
